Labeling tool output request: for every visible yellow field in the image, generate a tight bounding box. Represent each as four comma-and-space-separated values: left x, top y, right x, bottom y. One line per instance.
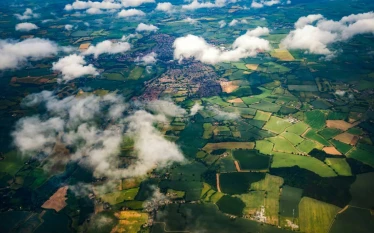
299, 197, 341, 233
220, 81, 239, 93
202, 142, 255, 153
323, 146, 342, 155
227, 98, 243, 103
271, 49, 295, 61
245, 64, 259, 71
112, 211, 148, 233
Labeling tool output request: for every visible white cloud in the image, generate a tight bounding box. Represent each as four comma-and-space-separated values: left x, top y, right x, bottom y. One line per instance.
136, 52, 157, 64
52, 54, 98, 82
121, 0, 155, 8
229, 19, 238, 26
190, 103, 203, 116
83, 40, 131, 58
64, 0, 122, 11
136, 23, 159, 32
280, 12, 374, 57
121, 33, 139, 41
183, 17, 198, 24
117, 8, 145, 17
14, 8, 39, 20
208, 106, 239, 120
173, 27, 270, 64
155, 2, 173, 12
65, 24, 74, 31
86, 7, 104, 14
218, 20, 226, 28
335, 90, 346, 96
14, 92, 185, 179
251, 0, 284, 8
0, 38, 59, 70
15, 22, 38, 31
146, 99, 187, 117
182, 0, 227, 10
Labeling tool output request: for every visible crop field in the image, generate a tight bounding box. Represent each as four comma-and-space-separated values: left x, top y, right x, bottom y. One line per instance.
296, 139, 323, 154
233, 149, 270, 170
318, 128, 342, 140
280, 132, 304, 146
299, 197, 341, 233
245, 64, 259, 71
271, 152, 337, 177
326, 120, 354, 131
333, 132, 359, 145
323, 146, 342, 155
270, 49, 295, 61
268, 136, 300, 154
202, 142, 255, 153
248, 101, 281, 113
103, 73, 125, 81
330, 139, 353, 154
279, 185, 302, 217
254, 110, 272, 121
99, 188, 139, 205
113, 211, 148, 233
285, 122, 309, 135
347, 147, 373, 166
255, 140, 274, 155
237, 191, 265, 215
304, 129, 331, 146
219, 172, 265, 194
0, 151, 27, 176
325, 158, 352, 176
159, 181, 203, 201
128, 66, 144, 80
220, 81, 239, 93
263, 116, 292, 134
304, 110, 326, 130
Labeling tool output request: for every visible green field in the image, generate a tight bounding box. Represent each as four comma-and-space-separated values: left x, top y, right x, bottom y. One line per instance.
279, 185, 302, 217
128, 66, 144, 80
285, 122, 309, 135
325, 158, 352, 176
296, 139, 323, 154
271, 152, 337, 177
330, 139, 353, 154
268, 136, 300, 154
299, 197, 341, 233
319, 128, 342, 140
253, 110, 272, 121
280, 132, 304, 146
233, 149, 270, 170
349, 172, 374, 208
305, 129, 331, 146
249, 101, 281, 113
255, 140, 274, 155
216, 195, 245, 216
103, 73, 126, 81
304, 110, 326, 130
263, 116, 292, 134
99, 188, 139, 205
220, 172, 265, 194
346, 148, 374, 167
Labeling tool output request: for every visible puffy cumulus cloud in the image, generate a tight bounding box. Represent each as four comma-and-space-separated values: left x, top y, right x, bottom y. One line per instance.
208, 106, 239, 120
146, 99, 187, 117
183, 17, 198, 25
65, 24, 74, 30
218, 20, 226, 28
280, 12, 374, 57
251, 0, 285, 8
136, 23, 159, 32
13, 91, 185, 179
0, 38, 59, 70
135, 52, 157, 64
52, 54, 98, 82
121, 33, 139, 41
14, 8, 39, 20
124, 110, 185, 176
15, 22, 38, 31
64, 0, 122, 11
182, 0, 228, 10
121, 0, 155, 8
335, 90, 346, 96
190, 103, 203, 116
12, 116, 64, 155
155, 2, 174, 12
173, 27, 270, 64
228, 19, 248, 27
83, 40, 131, 58
86, 7, 104, 14
117, 8, 145, 17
